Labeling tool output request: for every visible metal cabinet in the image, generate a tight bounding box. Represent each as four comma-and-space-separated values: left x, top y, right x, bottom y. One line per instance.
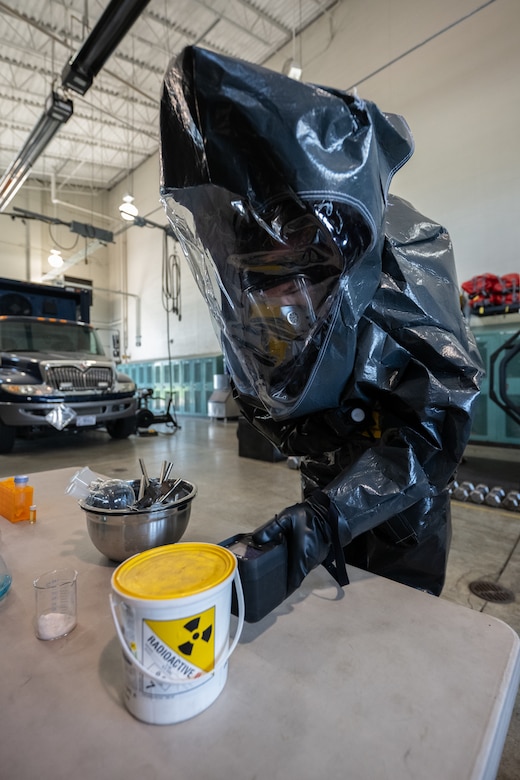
470, 317, 520, 446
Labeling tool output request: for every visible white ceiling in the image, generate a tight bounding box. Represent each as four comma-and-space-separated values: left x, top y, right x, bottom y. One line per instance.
0, 0, 336, 197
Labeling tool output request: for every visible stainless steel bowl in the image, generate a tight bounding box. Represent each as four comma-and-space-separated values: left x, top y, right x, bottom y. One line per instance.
79, 478, 197, 562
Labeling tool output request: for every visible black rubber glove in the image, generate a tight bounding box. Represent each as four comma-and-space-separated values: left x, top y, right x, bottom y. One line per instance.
252, 492, 350, 597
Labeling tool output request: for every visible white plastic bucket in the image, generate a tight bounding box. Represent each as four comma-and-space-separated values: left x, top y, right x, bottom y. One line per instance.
110, 542, 244, 724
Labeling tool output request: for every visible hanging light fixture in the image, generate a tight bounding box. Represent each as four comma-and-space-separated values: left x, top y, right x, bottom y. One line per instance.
119, 193, 138, 221
48, 249, 64, 268
282, 0, 303, 81
118, 40, 140, 224
286, 61, 302, 80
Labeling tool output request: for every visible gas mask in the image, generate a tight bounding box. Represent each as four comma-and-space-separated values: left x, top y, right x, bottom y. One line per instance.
244, 274, 319, 369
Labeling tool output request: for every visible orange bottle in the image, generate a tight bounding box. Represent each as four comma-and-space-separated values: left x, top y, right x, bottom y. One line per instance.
0, 476, 34, 522
13, 475, 33, 522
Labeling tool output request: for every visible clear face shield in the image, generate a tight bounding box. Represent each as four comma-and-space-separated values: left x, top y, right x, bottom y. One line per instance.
163, 189, 372, 414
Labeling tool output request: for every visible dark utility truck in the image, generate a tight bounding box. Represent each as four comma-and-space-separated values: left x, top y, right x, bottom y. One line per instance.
0, 278, 137, 454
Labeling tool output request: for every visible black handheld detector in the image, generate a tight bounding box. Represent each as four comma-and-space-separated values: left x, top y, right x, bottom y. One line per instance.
219, 533, 287, 623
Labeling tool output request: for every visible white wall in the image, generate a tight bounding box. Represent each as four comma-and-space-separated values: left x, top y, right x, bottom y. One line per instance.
106, 154, 220, 364
1, 0, 518, 365
267, 0, 519, 283
0, 187, 46, 281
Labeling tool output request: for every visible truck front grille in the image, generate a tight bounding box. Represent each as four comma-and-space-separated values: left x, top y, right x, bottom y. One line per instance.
46, 365, 114, 391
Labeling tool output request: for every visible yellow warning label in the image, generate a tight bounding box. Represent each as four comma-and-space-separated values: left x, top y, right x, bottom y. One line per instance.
145, 607, 215, 674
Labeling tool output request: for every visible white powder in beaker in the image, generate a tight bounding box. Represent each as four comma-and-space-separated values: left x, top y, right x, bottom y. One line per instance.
37, 612, 76, 640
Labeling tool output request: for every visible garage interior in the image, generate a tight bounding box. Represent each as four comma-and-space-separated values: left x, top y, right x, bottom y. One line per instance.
0, 1, 519, 778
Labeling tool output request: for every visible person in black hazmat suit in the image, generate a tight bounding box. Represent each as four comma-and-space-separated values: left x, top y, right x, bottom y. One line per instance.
159, 46, 484, 609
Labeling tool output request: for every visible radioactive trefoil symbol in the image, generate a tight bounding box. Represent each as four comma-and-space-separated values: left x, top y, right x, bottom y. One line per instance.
178, 616, 213, 656
145, 606, 216, 672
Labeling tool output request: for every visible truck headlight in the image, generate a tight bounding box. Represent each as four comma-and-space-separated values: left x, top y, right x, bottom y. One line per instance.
2, 383, 58, 396
114, 379, 136, 393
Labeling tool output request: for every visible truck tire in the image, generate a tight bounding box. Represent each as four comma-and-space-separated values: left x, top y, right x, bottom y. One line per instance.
0, 422, 16, 454
106, 416, 137, 440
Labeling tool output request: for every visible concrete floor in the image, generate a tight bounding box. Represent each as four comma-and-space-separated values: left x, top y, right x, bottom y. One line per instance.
1, 416, 519, 778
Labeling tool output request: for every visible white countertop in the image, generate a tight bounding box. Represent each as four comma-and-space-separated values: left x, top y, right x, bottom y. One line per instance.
0, 467, 519, 780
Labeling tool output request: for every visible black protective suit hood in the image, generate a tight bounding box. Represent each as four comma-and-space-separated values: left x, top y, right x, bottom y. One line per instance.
160, 46, 414, 419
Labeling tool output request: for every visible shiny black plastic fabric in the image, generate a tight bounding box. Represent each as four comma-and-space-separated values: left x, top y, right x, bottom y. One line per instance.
160, 46, 484, 597
160, 46, 415, 420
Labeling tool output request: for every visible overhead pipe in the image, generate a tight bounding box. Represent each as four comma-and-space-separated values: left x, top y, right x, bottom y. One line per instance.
43, 277, 142, 350
50, 172, 118, 225
77, 283, 142, 349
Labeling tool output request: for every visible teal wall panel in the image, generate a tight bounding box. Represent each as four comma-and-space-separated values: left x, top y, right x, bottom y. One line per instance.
123, 354, 224, 416
470, 321, 520, 446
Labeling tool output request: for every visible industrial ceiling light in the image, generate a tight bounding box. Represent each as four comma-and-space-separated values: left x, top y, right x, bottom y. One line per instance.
0, 92, 73, 213
119, 194, 138, 221
48, 249, 64, 268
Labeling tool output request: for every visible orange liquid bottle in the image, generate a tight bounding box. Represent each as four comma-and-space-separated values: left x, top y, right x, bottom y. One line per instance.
13, 475, 32, 522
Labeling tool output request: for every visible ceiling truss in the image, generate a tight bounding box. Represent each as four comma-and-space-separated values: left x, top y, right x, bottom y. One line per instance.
0, 0, 337, 196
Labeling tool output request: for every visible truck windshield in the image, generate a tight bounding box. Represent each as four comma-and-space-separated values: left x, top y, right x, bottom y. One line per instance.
0, 319, 105, 355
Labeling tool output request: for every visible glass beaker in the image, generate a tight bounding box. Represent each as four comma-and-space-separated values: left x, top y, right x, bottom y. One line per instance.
34, 568, 78, 640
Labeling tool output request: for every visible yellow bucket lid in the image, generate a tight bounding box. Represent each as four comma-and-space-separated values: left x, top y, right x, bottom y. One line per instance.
112, 543, 236, 600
